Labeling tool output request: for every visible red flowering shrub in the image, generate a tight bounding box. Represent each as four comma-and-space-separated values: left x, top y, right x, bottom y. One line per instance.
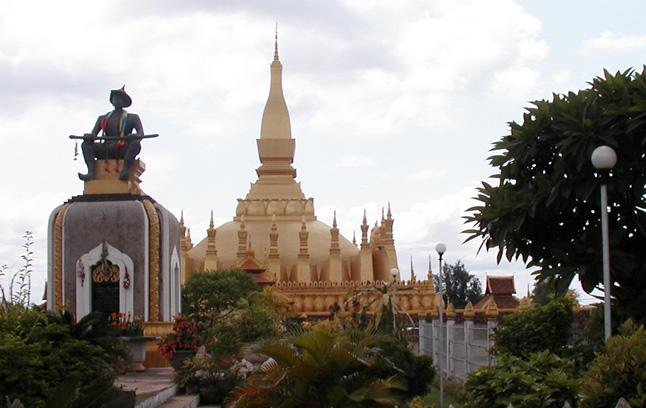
158, 316, 202, 358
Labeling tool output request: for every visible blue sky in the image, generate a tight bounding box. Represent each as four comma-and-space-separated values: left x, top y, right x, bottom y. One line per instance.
1, 0, 645, 305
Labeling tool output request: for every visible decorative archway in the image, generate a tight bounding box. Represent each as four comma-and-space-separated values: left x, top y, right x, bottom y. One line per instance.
75, 240, 135, 319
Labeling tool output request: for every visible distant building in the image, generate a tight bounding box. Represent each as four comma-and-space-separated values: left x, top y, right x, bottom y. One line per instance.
474, 275, 520, 310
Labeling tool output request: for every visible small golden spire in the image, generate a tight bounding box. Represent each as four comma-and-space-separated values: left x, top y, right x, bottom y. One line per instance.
518, 296, 532, 311
464, 302, 475, 320
485, 300, 499, 321
446, 302, 456, 320
410, 255, 416, 283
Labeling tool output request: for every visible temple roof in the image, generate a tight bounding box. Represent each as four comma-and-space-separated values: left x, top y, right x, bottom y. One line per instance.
484, 276, 516, 296
474, 275, 519, 310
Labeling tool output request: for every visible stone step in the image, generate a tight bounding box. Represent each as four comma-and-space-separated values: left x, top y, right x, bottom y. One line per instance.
112, 367, 179, 408
156, 394, 200, 408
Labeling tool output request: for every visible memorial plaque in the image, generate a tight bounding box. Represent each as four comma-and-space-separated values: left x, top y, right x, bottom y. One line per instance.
91, 261, 120, 316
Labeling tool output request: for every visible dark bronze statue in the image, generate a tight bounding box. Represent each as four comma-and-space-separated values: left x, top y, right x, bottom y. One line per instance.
77, 86, 145, 181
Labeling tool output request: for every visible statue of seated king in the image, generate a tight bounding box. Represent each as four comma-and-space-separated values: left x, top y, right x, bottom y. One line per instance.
72, 86, 156, 195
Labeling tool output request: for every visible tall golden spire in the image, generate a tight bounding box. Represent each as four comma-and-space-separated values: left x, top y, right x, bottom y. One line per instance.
260, 25, 292, 141
245, 27, 303, 202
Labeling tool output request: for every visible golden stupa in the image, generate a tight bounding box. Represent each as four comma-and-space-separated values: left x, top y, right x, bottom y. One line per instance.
181, 35, 437, 317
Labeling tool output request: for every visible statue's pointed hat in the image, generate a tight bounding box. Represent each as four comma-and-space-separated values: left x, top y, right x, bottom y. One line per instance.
110, 85, 132, 107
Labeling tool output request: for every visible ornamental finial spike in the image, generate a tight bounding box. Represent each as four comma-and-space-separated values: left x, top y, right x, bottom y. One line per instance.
274, 22, 279, 61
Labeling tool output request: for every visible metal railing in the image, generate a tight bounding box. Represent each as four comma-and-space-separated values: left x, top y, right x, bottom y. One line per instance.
419, 318, 496, 382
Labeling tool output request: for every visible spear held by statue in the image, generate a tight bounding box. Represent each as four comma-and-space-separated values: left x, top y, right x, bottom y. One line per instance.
69, 133, 158, 141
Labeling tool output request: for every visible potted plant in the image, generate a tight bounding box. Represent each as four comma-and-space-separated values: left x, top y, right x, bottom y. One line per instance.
109, 312, 156, 371
109, 312, 145, 337
189, 356, 246, 405
158, 315, 202, 370
173, 359, 201, 394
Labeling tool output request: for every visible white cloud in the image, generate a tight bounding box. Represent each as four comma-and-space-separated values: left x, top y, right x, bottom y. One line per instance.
333, 156, 375, 168
585, 30, 646, 52
493, 65, 543, 99
293, 0, 549, 140
407, 168, 446, 182
395, 186, 476, 246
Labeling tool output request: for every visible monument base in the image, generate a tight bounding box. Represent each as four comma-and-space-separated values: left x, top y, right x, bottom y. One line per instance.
83, 159, 145, 195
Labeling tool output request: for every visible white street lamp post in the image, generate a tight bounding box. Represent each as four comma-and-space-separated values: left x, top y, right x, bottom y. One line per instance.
435, 242, 446, 408
591, 145, 617, 340
390, 268, 399, 331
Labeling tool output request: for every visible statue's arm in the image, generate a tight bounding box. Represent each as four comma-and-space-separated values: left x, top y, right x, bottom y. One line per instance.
85, 116, 103, 140
130, 114, 144, 135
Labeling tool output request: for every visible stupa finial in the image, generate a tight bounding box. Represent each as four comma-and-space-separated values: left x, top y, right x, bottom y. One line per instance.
274, 22, 279, 61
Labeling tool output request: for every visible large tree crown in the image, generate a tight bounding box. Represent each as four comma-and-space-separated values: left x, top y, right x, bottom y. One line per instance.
463, 68, 646, 323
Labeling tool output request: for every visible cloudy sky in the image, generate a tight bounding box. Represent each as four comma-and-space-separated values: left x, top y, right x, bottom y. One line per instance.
2, 0, 645, 306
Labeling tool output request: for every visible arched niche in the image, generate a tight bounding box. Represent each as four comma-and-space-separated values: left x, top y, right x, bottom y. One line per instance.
75, 241, 136, 320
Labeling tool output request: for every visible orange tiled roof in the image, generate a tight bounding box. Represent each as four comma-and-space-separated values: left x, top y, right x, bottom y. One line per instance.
485, 276, 516, 296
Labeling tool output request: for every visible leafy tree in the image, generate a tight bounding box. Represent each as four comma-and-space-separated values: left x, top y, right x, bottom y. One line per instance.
464, 68, 646, 324
491, 297, 575, 358
181, 269, 262, 326
433, 260, 483, 309
530, 279, 568, 306
204, 289, 286, 358
226, 327, 407, 407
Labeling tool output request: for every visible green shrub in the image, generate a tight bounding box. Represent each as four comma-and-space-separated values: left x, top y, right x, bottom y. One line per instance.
370, 338, 435, 400
181, 356, 245, 405
227, 327, 407, 407
579, 320, 646, 408
491, 297, 575, 358
464, 351, 579, 408
0, 307, 120, 408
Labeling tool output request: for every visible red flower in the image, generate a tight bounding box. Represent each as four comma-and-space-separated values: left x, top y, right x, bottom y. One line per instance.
157, 316, 202, 359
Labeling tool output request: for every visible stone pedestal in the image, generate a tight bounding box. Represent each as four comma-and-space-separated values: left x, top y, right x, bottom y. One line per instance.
123, 336, 158, 372
83, 159, 145, 195
47, 161, 182, 323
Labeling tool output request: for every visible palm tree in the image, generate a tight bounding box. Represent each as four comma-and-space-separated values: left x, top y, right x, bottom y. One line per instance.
46, 310, 123, 356
344, 281, 419, 337
226, 327, 406, 407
